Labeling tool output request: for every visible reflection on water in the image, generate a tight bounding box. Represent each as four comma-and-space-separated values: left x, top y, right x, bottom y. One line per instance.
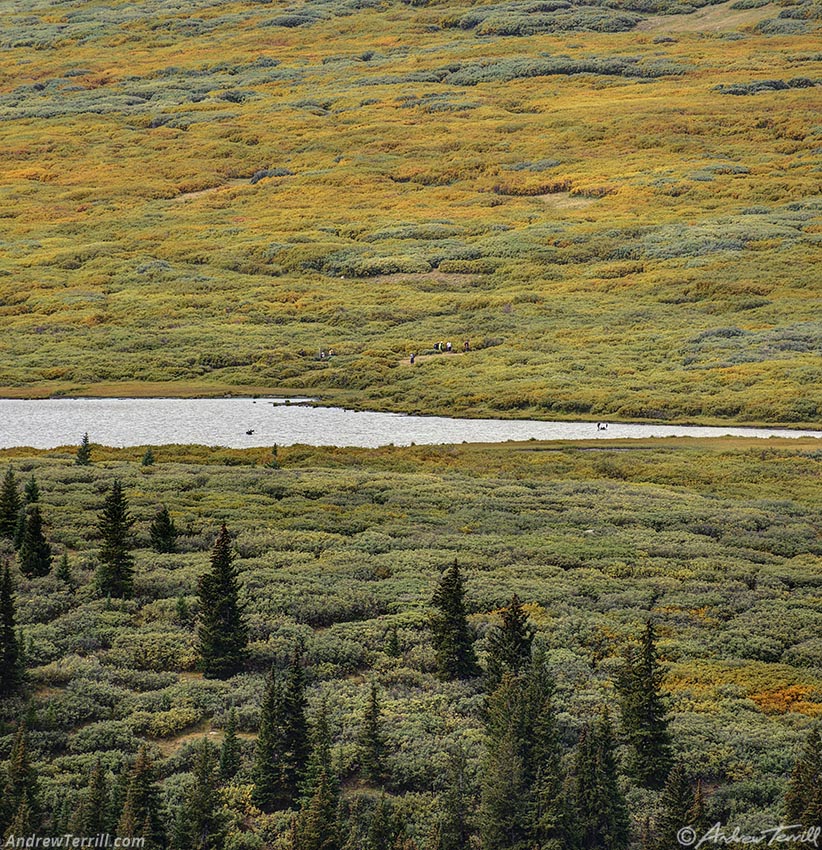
0, 398, 820, 449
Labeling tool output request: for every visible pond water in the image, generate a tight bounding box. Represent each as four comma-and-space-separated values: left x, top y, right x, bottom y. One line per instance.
0, 398, 820, 449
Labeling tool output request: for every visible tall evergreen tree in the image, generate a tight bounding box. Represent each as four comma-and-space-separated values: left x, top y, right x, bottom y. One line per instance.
96, 480, 135, 599
0, 725, 41, 837
0, 468, 21, 541
433, 747, 474, 850
117, 745, 165, 849
17, 505, 52, 578
655, 763, 701, 850
572, 711, 630, 850
219, 709, 241, 782
74, 758, 109, 837
784, 726, 822, 829
0, 563, 22, 694
197, 525, 247, 678
430, 561, 480, 680
366, 794, 395, 850
357, 682, 386, 785
149, 506, 178, 554
293, 703, 339, 850
173, 739, 225, 850
75, 433, 92, 466
142, 448, 155, 467
480, 659, 563, 850
617, 621, 672, 790
485, 594, 534, 692
252, 652, 309, 811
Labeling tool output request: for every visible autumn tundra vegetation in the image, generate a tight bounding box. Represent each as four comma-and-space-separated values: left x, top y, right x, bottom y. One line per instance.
0, 439, 820, 847
1, 0, 821, 846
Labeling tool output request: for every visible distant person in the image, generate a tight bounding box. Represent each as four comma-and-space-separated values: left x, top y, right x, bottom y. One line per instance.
464, 340, 470, 352
410, 353, 416, 365
446, 341, 452, 352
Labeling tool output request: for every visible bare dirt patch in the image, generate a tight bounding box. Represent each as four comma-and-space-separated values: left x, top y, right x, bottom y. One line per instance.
636, 0, 776, 32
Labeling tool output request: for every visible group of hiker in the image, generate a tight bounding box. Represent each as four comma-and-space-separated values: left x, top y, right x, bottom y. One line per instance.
409, 340, 470, 364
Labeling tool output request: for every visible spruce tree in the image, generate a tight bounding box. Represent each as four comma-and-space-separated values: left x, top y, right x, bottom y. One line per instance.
430, 561, 480, 680
18, 504, 52, 578
357, 682, 386, 785
0, 563, 22, 694
480, 659, 563, 850
385, 625, 401, 658
174, 739, 225, 850
252, 652, 309, 811
1, 725, 41, 836
197, 525, 247, 678
23, 476, 39, 504
117, 746, 165, 850
655, 763, 699, 850
75, 433, 92, 466
617, 621, 672, 790
219, 709, 241, 781
142, 448, 155, 467
96, 480, 135, 599
485, 594, 534, 692
572, 711, 630, 850
55, 553, 75, 591
785, 726, 822, 829
149, 506, 178, 554
75, 758, 109, 837
434, 747, 474, 850
293, 703, 340, 850
0, 468, 21, 541
366, 794, 395, 850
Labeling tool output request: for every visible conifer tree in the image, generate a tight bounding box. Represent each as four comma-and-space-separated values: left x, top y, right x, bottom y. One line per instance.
293, 703, 340, 850
117, 746, 165, 850
357, 682, 386, 785
96, 480, 135, 599
75, 433, 92, 466
0, 563, 22, 694
480, 659, 563, 850
6, 792, 34, 839
485, 594, 534, 692
142, 448, 155, 467
252, 652, 309, 811
434, 747, 474, 850
55, 553, 75, 591
0, 468, 21, 541
617, 621, 672, 790
23, 476, 39, 504
430, 561, 480, 680
174, 739, 225, 850
385, 625, 401, 658
655, 763, 699, 850
75, 758, 109, 837
18, 505, 52, 578
149, 506, 178, 554
197, 525, 247, 678
572, 711, 629, 850
0, 725, 41, 836
785, 726, 822, 829
219, 709, 241, 781
366, 794, 395, 850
